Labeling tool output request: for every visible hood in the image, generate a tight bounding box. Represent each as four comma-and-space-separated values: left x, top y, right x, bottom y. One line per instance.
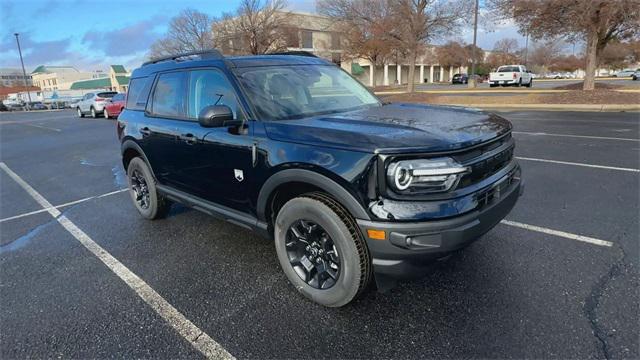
263, 103, 512, 154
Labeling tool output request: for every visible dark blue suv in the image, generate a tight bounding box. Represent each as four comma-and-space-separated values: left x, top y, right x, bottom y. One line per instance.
118, 50, 522, 307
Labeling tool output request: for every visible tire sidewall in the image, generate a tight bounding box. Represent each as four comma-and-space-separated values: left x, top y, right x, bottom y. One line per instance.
127, 157, 161, 219
275, 197, 362, 307
104, 109, 109, 118
91, 107, 96, 118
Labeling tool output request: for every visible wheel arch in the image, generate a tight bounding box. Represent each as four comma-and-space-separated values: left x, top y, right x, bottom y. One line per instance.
257, 169, 371, 227
121, 139, 155, 176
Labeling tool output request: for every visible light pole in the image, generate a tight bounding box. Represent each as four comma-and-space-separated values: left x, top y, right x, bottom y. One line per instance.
14, 33, 32, 110
468, 0, 479, 88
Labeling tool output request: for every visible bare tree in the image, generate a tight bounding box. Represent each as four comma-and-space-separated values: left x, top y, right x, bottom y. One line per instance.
436, 40, 468, 67
319, 0, 467, 92
528, 40, 562, 69
486, 38, 522, 69
213, 0, 289, 55
148, 9, 214, 59
318, 0, 396, 87
389, 0, 469, 92
489, 0, 640, 90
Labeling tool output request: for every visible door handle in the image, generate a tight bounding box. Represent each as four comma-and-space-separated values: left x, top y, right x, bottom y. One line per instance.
139, 127, 151, 137
178, 133, 197, 145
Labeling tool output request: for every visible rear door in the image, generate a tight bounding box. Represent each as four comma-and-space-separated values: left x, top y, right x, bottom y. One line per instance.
141, 71, 189, 186
80, 93, 93, 112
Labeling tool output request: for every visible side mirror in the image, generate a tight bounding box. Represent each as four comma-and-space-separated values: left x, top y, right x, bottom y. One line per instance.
198, 105, 235, 128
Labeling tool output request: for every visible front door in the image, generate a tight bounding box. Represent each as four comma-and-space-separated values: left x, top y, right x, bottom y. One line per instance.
171, 68, 254, 212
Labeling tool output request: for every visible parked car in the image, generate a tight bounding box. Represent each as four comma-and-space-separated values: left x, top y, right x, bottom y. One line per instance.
28, 102, 48, 110
613, 68, 638, 77
76, 91, 117, 118
103, 93, 126, 118
118, 50, 522, 307
632, 70, 639, 81
6, 102, 24, 111
545, 72, 564, 79
0, 102, 7, 112
451, 73, 468, 84
489, 65, 533, 87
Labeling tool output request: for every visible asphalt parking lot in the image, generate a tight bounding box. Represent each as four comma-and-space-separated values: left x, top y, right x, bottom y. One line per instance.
415, 78, 640, 90
1, 109, 638, 359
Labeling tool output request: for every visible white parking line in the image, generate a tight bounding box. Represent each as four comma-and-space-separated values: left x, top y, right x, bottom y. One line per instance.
515, 156, 640, 173
513, 131, 639, 142
500, 220, 614, 247
0, 189, 127, 223
24, 123, 62, 132
0, 162, 234, 360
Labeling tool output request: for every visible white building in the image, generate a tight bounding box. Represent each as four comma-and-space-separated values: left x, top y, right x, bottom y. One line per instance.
0, 68, 32, 87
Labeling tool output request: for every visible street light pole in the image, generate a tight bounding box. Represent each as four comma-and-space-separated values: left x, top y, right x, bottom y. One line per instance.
468, 0, 479, 88
14, 33, 32, 110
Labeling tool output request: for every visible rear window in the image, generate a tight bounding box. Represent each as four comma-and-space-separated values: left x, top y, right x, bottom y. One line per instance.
126, 77, 153, 111
97, 92, 117, 98
497, 66, 519, 72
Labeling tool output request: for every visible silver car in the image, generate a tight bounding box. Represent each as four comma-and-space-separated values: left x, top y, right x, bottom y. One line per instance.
76, 91, 117, 118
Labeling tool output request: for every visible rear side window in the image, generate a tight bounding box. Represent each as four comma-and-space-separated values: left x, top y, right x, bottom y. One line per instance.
112, 94, 125, 101
151, 72, 187, 118
126, 77, 153, 110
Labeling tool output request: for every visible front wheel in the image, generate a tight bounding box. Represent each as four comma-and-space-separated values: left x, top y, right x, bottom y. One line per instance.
526, 79, 533, 88
274, 192, 371, 307
90, 107, 97, 118
127, 157, 171, 220
77, 107, 84, 118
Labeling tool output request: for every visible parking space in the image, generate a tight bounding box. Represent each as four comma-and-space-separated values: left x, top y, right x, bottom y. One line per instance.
1, 109, 638, 359
415, 78, 640, 91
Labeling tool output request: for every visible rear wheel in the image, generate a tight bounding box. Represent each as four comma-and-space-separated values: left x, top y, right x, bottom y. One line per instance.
77, 107, 84, 118
90, 107, 97, 118
127, 157, 171, 220
274, 192, 371, 307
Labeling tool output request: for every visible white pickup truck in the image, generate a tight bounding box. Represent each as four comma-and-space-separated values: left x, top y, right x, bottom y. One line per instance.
489, 65, 533, 87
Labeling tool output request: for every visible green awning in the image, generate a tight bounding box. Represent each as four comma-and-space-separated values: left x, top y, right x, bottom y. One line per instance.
351, 63, 365, 76
69, 77, 111, 90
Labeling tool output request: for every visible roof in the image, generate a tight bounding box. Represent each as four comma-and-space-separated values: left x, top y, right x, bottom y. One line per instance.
31, 65, 78, 74
69, 77, 111, 90
115, 76, 130, 85
110, 65, 127, 74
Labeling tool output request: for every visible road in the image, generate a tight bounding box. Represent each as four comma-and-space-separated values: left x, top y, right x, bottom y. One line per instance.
1, 109, 638, 359
415, 78, 639, 90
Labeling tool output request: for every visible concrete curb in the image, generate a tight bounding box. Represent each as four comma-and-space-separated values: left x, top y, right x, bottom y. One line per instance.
440, 104, 640, 112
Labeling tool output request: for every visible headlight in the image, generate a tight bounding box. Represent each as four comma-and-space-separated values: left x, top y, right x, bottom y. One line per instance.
386, 157, 469, 193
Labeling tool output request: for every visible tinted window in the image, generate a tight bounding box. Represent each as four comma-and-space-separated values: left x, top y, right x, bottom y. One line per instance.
126, 77, 152, 110
85, 93, 94, 100
187, 70, 240, 120
97, 92, 117, 98
497, 66, 519, 72
151, 72, 187, 118
112, 94, 125, 101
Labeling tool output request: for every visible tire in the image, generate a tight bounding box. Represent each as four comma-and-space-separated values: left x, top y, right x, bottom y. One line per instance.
274, 192, 371, 307
489, 84, 497, 88
516, 79, 522, 87
126, 157, 171, 220
90, 107, 97, 118
526, 79, 532, 88
77, 107, 84, 118
104, 109, 110, 119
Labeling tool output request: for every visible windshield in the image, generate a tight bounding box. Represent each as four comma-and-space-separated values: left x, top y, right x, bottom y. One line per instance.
236, 65, 380, 120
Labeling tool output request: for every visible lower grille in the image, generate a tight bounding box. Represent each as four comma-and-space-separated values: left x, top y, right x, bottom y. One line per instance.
475, 167, 519, 209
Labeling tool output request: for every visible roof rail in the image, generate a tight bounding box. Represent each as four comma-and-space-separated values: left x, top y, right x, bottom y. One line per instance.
266, 51, 318, 58
142, 49, 224, 67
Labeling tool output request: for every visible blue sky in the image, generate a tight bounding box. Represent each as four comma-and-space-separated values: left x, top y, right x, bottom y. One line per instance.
0, 0, 526, 72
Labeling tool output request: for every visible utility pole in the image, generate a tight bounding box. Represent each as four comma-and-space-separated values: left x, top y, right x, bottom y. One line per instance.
524, 31, 529, 66
14, 33, 32, 110
468, 0, 479, 88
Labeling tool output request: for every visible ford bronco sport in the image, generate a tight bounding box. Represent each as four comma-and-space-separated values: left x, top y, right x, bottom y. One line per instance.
118, 50, 522, 307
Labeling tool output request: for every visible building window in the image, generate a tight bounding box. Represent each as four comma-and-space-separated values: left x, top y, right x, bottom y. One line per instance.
331, 33, 341, 50
285, 27, 299, 48
301, 30, 313, 49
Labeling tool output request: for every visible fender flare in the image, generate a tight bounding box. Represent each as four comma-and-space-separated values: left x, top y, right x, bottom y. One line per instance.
257, 169, 371, 222
121, 139, 155, 175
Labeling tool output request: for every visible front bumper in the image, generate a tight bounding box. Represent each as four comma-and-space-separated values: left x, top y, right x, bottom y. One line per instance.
357, 174, 523, 280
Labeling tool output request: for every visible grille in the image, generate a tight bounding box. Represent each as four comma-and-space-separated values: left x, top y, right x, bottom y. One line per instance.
453, 133, 514, 189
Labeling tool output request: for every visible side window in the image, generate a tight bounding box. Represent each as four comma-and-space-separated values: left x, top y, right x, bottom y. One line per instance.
126, 77, 153, 111
187, 69, 242, 120
151, 72, 187, 118
85, 93, 93, 100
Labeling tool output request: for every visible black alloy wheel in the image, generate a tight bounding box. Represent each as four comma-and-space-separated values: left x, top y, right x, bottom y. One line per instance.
286, 219, 340, 289
130, 169, 150, 210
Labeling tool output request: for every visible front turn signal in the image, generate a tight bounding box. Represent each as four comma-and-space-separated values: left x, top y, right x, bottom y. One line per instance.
367, 229, 386, 240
